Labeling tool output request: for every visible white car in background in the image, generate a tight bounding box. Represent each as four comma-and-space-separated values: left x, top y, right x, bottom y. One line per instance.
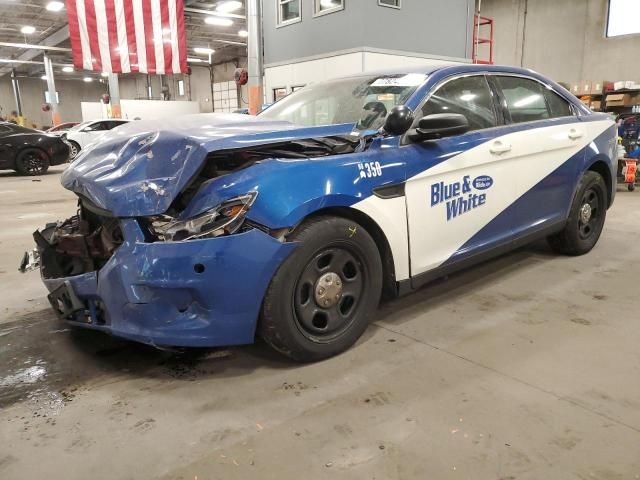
64, 119, 131, 159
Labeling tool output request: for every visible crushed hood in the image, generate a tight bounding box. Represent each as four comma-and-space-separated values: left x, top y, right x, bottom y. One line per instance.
62, 113, 356, 217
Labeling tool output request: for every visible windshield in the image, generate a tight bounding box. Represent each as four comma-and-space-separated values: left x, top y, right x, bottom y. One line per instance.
258, 73, 427, 131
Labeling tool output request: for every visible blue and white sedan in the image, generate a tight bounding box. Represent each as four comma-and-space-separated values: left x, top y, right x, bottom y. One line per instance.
27, 64, 617, 361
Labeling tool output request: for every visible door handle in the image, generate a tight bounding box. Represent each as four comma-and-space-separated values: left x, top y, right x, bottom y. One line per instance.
490, 141, 512, 155
568, 128, 584, 140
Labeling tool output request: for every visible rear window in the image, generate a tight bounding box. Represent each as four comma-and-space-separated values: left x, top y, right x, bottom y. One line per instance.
495, 76, 549, 124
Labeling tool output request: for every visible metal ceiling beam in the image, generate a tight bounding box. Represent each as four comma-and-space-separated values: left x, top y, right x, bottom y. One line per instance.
0, 25, 70, 76
0, 42, 71, 52
184, 7, 246, 19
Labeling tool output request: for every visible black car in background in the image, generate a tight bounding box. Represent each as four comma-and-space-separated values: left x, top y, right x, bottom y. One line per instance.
0, 122, 70, 175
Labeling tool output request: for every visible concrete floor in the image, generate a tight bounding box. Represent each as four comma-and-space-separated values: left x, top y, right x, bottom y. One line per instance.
1, 166, 639, 480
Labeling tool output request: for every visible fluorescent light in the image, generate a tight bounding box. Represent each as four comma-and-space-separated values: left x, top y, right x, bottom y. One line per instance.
46, 1, 64, 12
83, 77, 92, 82
21, 26, 36, 35
187, 57, 203, 63
238, 29, 248, 37
62, 66, 73, 73
204, 16, 233, 26
193, 47, 215, 55
101, 72, 109, 77
216, 1, 242, 13
41, 75, 47, 80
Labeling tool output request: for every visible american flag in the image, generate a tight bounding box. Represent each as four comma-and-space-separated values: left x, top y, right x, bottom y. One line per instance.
66, 0, 188, 75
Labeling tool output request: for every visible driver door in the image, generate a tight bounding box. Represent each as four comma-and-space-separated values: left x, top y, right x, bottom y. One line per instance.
404, 74, 517, 281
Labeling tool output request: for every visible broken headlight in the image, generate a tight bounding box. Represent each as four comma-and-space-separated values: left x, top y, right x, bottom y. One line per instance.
149, 192, 257, 241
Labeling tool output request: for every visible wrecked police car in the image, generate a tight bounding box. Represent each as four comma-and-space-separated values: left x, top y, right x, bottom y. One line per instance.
23, 65, 617, 361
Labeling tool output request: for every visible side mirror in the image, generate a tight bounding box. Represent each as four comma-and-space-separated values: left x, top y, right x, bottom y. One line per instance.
382, 105, 414, 136
408, 113, 469, 142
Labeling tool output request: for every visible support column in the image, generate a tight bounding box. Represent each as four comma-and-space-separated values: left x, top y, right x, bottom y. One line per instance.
108, 73, 121, 118
247, 0, 263, 115
10, 69, 23, 117
43, 55, 61, 126
146, 74, 152, 99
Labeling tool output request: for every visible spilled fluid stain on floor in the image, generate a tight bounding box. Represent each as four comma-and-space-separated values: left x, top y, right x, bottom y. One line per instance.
0, 308, 281, 416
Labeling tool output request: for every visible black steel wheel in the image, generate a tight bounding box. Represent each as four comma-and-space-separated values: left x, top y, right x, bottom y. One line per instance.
15, 148, 50, 176
260, 216, 383, 362
547, 171, 607, 255
294, 247, 365, 342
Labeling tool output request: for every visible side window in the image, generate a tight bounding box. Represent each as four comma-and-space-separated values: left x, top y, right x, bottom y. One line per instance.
85, 122, 105, 131
495, 76, 550, 124
420, 75, 497, 132
544, 89, 574, 118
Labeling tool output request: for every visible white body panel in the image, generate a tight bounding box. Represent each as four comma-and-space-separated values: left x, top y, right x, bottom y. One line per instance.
405, 119, 613, 276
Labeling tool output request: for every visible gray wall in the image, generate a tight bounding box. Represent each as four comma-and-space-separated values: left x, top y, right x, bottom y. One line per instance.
479, 0, 640, 82
0, 77, 106, 128
263, 0, 475, 65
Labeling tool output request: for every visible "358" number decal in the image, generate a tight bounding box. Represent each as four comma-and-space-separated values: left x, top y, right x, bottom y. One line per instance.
358, 161, 383, 179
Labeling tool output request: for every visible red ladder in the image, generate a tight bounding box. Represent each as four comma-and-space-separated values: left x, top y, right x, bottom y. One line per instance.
473, 15, 494, 65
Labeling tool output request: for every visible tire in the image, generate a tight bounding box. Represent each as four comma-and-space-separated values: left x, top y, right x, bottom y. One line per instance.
15, 148, 50, 176
67, 141, 81, 160
259, 216, 383, 362
547, 171, 607, 255
628, 183, 635, 192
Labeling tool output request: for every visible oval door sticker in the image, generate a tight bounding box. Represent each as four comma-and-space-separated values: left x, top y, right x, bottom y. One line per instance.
473, 175, 494, 190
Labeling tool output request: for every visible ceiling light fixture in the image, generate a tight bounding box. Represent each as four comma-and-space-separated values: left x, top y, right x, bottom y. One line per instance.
204, 16, 233, 26
187, 57, 204, 63
238, 29, 248, 37
101, 72, 110, 77
193, 47, 215, 55
46, 1, 65, 12
41, 75, 47, 80
83, 77, 92, 82
62, 65, 73, 73
216, 1, 242, 13
20, 26, 36, 35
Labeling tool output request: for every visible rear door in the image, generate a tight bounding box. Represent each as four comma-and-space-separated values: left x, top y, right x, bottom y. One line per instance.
404, 74, 518, 278
490, 75, 584, 237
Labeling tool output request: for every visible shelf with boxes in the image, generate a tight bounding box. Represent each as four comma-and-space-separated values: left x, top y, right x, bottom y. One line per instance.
568, 80, 640, 112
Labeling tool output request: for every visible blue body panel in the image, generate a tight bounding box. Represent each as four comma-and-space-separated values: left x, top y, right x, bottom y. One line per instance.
42, 220, 297, 346
40, 64, 616, 347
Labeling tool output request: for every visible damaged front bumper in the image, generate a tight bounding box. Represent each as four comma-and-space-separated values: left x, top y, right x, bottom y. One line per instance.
30, 217, 297, 348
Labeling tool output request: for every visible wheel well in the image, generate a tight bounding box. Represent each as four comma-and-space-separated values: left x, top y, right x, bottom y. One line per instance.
17, 146, 50, 161
587, 160, 612, 207
306, 207, 398, 299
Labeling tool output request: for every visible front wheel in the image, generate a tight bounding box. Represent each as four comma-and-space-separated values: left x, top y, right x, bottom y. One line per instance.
547, 171, 607, 255
259, 216, 383, 362
67, 140, 81, 160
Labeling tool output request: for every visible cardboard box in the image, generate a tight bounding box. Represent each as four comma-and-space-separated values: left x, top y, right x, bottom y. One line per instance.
581, 81, 592, 95
591, 100, 602, 110
613, 80, 636, 91
606, 93, 638, 107
571, 82, 581, 95
590, 80, 609, 95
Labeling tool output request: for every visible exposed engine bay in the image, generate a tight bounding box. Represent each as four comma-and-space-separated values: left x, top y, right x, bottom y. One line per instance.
168, 135, 365, 214
33, 205, 123, 279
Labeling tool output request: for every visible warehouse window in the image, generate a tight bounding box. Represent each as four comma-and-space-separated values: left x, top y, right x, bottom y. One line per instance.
277, 0, 301, 26
420, 75, 497, 132
314, 0, 344, 17
379, 0, 400, 8
607, 0, 640, 37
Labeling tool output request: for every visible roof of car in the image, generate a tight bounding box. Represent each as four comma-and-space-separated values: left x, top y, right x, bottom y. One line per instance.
339, 63, 548, 80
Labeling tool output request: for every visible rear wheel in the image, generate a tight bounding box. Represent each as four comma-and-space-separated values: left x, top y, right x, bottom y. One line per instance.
547, 171, 607, 255
260, 216, 383, 362
15, 148, 50, 176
